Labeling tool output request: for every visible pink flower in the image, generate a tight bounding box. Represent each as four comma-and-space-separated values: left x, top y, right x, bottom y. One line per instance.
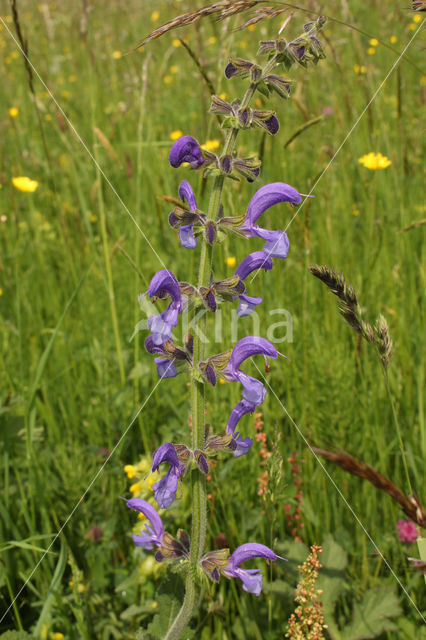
396, 520, 418, 544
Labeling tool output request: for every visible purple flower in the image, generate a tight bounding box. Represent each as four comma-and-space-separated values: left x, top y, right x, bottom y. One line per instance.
222, 543, 278, 596
226, 400, 256, 457
223, 336, 277, 406
126, 498, 164, 549
147, 270, 183, 345
152, 443, 186, 508
177, 181, 199, 249
234, 251, 273, 317
239, 182, 302, 259
154, 357, 177, 378
169, 136, 205, 169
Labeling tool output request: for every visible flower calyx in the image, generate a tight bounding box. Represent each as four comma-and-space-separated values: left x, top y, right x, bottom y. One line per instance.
199, 548, 231, 583
157, 529, 191, 561
258, 16, 326, 71
211, 95, 279, 136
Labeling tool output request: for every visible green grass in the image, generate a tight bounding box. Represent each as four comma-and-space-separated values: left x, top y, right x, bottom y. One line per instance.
0, 1, 424, 639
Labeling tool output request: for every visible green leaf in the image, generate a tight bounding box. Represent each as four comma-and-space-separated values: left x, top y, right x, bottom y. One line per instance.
33, 541, 67, 636
144, 571, 194, 639
0, 633, 34, 639
344, 586, 402, 640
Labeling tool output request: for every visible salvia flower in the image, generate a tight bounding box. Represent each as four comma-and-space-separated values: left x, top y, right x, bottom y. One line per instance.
169, 135, 205, 169
151, 443, 188, 508
222, 543, 279, 595
145, 336, 190, 379
239, 183, 302, 259
234, 251, 273, 317
226, 399, 256, 457
146, 269, 184, 345
223, 336, 277, 406
169, 135, 216, 170
126, 498, 164, 550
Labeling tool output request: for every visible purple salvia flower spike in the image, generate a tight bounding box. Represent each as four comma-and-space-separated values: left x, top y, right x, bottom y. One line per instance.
126, 498, 164, 549
222, 543, 278, 596
152, 443, 186, 509
169, 136, 205, 169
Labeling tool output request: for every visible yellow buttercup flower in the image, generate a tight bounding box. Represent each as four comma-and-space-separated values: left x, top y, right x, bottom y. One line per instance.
163, 75, 173, 84
207, 36, 216, 45
219, 92, 227, 100
170, 65, 178, 74
124, 464, 136, 479
138, 511, 147, 521
9, 107, 19, 117
170, 129, 183, 141
52, 634, 64, 640
112, 50, 122, 59
172, 39, 181, 47
225, 257, 236, 268
151, 10, 160, 22
354, 64, 367, 75
12, 176, 39, 192
369, 38, 379, 47
413, 14, 422, 24
201, 139, 220, 152
130, 482, 141, 495
0, 289, 3, 296
390, 35, 397, 44
358, 152, 391, 170
367, 47, 376, 55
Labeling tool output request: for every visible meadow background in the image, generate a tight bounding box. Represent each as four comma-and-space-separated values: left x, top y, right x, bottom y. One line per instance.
0, 1, 424, 638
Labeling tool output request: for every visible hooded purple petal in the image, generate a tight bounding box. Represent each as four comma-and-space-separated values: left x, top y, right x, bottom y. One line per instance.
152, 443, 180, 472
178, 180, 198, 211
242, 182, 302, 235
228, 336, 278, 372
228, 543, 277, 567
179, 224, 198, 249
169, 136, 205, 169
126, 498, 164, 549
155, 357, 177, 378
148, 270, 182, 309
234, 251, 273, 281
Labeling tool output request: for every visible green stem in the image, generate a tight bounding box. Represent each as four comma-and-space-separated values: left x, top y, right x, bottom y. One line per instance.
383, 369, 412, 494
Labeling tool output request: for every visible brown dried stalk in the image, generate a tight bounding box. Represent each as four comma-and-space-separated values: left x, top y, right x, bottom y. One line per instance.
313, 447, 425, 528
136, 1, 261, 48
